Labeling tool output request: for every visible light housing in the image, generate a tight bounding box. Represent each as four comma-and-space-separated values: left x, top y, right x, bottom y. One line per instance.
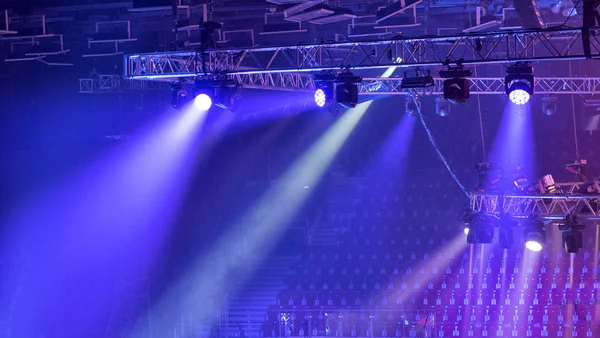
558, 215, 585, 254
562, 231, 583, 253
401, 70, 435, 89
334, 72, 362, 108
524, 219, 546, 252
505, 63, 534, 105
443, 78, 470, 104
466, 214, 495, 244
440, 67, 471, 104
171, 83, 190, 110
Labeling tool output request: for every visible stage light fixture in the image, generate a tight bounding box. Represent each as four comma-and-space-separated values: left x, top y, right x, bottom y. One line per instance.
401, 70, 435, 89
194, 93, 213, 111
315, 89, 327, 107
466, 214, 495, 244
440, 67, 471, 104
540, 174, 561, 194
405, 94, 420, 116
542, 96, 557, 116
443, 78, 470, 104
192, 77, 240, 111
562, 231, 583, 253
558, 215, 585, 254
505, 63, 534, 105
313, 79, 334, 108
435, 97, 451, 117
499, 225, 514, 249
334, 72, 362, 108
170, 83, 190, 110
524, 219, 546, 252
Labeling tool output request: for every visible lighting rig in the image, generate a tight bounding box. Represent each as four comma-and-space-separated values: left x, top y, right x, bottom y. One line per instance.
313, 70, 362, 109
469, 160, 600, 253
505, 62, 535, 105
558, 215, 585, 254
439, 65, 471, 105
171, 76, 240, 111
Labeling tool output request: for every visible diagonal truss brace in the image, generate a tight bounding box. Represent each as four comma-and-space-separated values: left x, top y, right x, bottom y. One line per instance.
124, 28, 600, 81
234, 73, 600, 95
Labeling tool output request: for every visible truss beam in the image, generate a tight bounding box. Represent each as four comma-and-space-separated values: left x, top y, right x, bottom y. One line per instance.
79, 75, 167, 93
234, 73, 600, 95
124, 27, 600, 81
470, 182, 600, 221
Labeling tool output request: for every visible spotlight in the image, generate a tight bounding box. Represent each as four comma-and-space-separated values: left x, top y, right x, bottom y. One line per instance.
405, 94, 420, 116
171, 83, 190, 110
313, 73, 336, 108
440, 67, 471, 104
506, 63, 534, 105
335, 72, 362, 108
524, 219, 546, 252
435, 97, 451, 117
443, 78, 470, 104
558, 215, 585, 254
313, 79, 334, 108
194, 93, 213, 111
214, 82, 240, 110
499, 225, 514, 249
193, 77, 240, 111
541, 96, 557, 116
562, 231, 583, 253
540, 174, 561, 194
463, 226, 470, 236
336, 83, 359, 108
401, 70, 435, 89
315, 89, 327, 107
466, 214, 495, 244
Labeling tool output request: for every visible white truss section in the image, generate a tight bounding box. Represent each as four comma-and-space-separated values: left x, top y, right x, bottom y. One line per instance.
234, 73, 600, 95
124, 27, 600, 81
470, 181, 600, 221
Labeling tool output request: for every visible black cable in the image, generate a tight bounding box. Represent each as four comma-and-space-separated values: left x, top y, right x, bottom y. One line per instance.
414, 94, 470, 198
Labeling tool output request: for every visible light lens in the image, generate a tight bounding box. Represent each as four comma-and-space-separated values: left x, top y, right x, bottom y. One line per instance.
509, 89, 530, 105
525, 240, 543, 252
194, 93, 213, 111
314, 88, 327, 107
464, 227, 470, 236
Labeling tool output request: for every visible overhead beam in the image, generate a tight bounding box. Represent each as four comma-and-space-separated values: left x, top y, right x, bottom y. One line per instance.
124, 27, 600, 81
234, 73, 600, 95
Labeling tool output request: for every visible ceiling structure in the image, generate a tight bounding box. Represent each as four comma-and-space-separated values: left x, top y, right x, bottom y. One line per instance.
0, 0, 589, 61
1, 0, 598, 93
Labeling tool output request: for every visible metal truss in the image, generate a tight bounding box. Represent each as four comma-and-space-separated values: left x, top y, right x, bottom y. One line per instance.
124, 27, 600, 81
79, 74, 168, 93
470, 182, 600, 221
234, 73, 600, 95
